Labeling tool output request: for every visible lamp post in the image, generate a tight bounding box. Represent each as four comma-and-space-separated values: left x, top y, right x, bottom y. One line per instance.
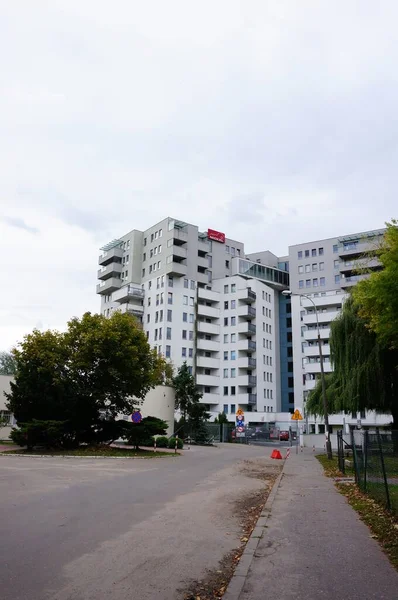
282, 290, 333, 459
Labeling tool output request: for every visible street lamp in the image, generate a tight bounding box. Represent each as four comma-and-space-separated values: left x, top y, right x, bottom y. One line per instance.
282, 290, 333, 459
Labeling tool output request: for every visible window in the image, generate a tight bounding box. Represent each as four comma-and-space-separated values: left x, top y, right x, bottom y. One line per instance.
306, 279, 311, 287
166, 327, 171, 339
230, 299, 236, 309
184, 278, 188, 288
182, 348, 187, 357
262, 306, 265, 316
231, 333, 236, 343
190, 280, 195, 289
299, 280, 304, 289
266, 323, 269, 333
167, 238, 173, 247
333, 244, 338, 253
224, 351, 228, 360
167, 310, 172, 322
143, 253, 146, 261
320, 277, 326, 286
158, 245, 162, 253
147, 314, 150, 323
319, 262, 324, 271
269, 309, 272, 318
189, 348, 193, 357
148, 297, 151, 307
231, 368, 236, 378
156, 294, 159, 306
319, 247, 324, 255
269, 325, 272, 333
165, 345, 171, 358
189, 314, 194, 323
230, 350, 236, 360
223, 387, 228, 396
225, 260, 230, 268
298, 251, 303, 259
183, 312, 187, 322
156, 277, 160, 289
155, 311, 159, 323
150, 249, 154, 258
263, 323, 265, 332
224, 301, 229, 309
224, 317, 228, 326
231, 284, 236, 292
223, 404, 228, 413
305, 264, 310, 273
159, 228, 162, 237
335, 274, 340, 284
183, 295, 188, 305
154, 231, 158, 240
313, 278, 318, 287
225, 245, 230, 253
189, 331, 194, 341
312, 249, 317, 257
154, 246, 158, 256
154, 329, 158, 341
298, 265, 304, 274
168, 276, 173, 287
224, 285, 229, 293
334, 259, 339, 268
182, 330, 187, 339
305, 250, 310, 257
142, 268, 145, 277
312, 263, 317, 271
168, 292, 173, 304
223, 368, 228, 378
231, 402, 236, 412
231, 247, 235, 256
144, 237, 147, 246
190, 297, 194, 306
159, 327, 162, 340
224, 333, 228, 343
229, 316, 235, 326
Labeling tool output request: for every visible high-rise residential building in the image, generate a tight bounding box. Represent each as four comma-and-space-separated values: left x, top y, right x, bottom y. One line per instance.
97, 217, 290, 421
288, 228, 388, 432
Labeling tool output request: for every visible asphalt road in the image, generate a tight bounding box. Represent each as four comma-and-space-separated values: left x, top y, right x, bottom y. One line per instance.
0, 445, 278, 600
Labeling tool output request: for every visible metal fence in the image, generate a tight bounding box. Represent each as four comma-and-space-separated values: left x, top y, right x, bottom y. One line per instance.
348, 429, 398, 515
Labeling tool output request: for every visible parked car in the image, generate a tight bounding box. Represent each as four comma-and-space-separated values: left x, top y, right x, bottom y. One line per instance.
279, 430, 289, 441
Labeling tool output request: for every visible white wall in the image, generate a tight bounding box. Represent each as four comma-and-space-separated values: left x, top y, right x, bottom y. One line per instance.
0, 375, 14, 439
138, 385, 175, 435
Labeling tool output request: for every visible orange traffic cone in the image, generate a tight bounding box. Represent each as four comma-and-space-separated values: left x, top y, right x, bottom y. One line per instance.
271, 449, 283, 459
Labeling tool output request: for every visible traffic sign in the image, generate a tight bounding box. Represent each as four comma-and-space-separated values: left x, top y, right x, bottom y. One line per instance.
237, 426, 244, 433
291, 409, 303, 421
236, 408, 244, 417
131, 411, 142, 423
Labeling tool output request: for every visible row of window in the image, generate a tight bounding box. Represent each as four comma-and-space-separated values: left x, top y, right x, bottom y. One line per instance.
122, 240, 130, 250
263, 372, 273, 382
143, 229, 163, 246
223, 403, 236, 413
264, 389, 273, 399
263, 406, 273, 412
143, 245, 162, 262
298, 262, 324, 274
223, 283, 237, 293
184, 278, 196, 290
223, 368, 237, 377
120, 270, 129, 281
262, 339, 273, 349
122, 254, 129, 265
263, 355, 273, 366
147, 310, 195, 323
225, 245, 241, 256
223, 351, 237, 360
262, 307, 272, 317
299, 278, 326, 288
262, 322, 272, 333
223, 333, 237, 343
297, 244, 338, 259
262, 291, 272, 302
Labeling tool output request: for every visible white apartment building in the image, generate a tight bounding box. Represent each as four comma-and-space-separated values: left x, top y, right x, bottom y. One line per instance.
288, 228, 391, 433
97, 217, 289, 421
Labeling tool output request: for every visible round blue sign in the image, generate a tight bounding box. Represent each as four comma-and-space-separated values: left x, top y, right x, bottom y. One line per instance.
131, 411, 142, 423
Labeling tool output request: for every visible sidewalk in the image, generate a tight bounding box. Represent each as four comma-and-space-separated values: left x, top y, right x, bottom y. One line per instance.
229, 449, 398, 599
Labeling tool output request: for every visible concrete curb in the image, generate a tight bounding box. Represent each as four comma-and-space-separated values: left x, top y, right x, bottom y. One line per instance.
0, 453, 179, 460
223, 461, 286, 600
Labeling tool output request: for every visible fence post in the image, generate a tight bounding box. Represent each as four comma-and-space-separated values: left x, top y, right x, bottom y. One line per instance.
363, 431, 368, 492
377, 429, 391, 511
351, 429, 358, 484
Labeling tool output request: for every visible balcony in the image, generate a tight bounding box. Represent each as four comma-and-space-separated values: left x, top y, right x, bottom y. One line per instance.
237, 393, 257, 405
172, 228, 188, 244
304, 379, 317, 391
198, 238, 210, 253
201, 393, 220, 405
340, 274, 370, 289
113, 285, 145, 304
238, 322, 256, 336
198, 288, 219, 303
117, 304, 144, 318
304, 344, 331, 357
300, 294, 344, 310
238, 306, 256, 320
238, 340, 256, 353
239, 289, 257, 304
238, 357, 256, 369
237, 375, 257, 387
339, 257, 381, 274
197, 322, 220, 336
196, 374, 220, 387
98, 246, 124, 266
338, 240, 380, 258
304, 328, 330, 341
96, 277, 122, 295
304, 361, 333, 374
197, 254, 208, 269
196, 356, 219, 369
302, 310, 339, 325
170, 245, 187, 260
197, 338, 220, 352
166, 261, 187, 277
197, 304, 220, 319
97, 262, 122, 281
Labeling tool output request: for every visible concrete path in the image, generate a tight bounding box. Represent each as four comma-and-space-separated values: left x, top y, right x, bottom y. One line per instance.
230, 449, 398, 600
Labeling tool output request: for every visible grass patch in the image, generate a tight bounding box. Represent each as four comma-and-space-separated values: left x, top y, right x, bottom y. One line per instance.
317, 453, 398, 571
2, 445, 177, 458
0, 440, 15, 445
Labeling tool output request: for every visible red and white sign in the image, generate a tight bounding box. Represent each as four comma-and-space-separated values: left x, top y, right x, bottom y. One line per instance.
207, 228, 226, 243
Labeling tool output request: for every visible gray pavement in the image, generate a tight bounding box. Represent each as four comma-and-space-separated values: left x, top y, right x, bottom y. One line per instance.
236, 450, 398, 600
0, 444, 279, 600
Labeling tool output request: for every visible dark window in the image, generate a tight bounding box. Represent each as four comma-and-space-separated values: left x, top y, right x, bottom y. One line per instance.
223, 386, 228, 395
286, 317, 292, 328
288, 362, 293, 372
287, 347, 293, 357
288, 392, 294, 404
287, 332, 292, 343
288, 377, 294, 387
231, 386, 236, 396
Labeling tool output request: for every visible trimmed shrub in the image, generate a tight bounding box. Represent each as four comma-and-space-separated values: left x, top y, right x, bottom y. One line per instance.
155, 436, 169, 448
168, 436, 183, 450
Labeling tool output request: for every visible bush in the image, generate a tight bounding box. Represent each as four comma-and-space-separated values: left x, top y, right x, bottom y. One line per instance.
155, 436, 169, 448
10, 420, 69, 449
168, 436, 183, 449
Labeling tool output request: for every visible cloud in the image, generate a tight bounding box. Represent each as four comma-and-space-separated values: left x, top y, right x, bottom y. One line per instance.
1, 216, 39, 234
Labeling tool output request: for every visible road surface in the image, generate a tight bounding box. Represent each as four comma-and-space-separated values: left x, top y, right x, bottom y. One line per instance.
0, 444, 279, 600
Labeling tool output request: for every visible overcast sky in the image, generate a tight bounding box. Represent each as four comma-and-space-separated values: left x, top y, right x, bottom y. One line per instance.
1, 1, 397, 350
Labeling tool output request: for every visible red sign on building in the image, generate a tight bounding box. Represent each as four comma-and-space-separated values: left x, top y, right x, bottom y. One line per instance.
207, 228, 226, 243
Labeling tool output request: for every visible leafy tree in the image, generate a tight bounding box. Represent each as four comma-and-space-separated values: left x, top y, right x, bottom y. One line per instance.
353, 220, 398, 350
6, 312, 164, 446
125, 416, 168, 450
187, 402, 211, 442
0, 351, 17, 375
172, 362, 202, 421
214, 412, 229, 424
306, 297, 398, 428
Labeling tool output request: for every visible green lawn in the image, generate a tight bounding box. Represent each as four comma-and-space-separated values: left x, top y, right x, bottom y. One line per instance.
2, 445, 177, 458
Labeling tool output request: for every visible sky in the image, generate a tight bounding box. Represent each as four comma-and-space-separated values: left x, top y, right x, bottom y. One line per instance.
1, 1, 397, 350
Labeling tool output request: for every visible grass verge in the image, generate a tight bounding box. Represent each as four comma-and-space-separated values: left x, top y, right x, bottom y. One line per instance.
316, 454, 398, 571
2, 445, 176, 458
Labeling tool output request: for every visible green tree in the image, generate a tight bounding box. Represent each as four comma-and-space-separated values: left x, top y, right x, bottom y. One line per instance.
172, 362, 202, 421
353, 220, 398, 350
0, 351, 17, 375
306, 297, 398, 428
125, 416, 168, 450
6, 312, 164, 446
214, 412, 229, 424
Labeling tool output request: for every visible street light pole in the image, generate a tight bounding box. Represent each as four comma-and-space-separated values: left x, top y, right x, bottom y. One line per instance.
282, 290, 333, 459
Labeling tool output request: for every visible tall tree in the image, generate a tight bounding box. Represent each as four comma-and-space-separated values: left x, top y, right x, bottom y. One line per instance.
306, 297, 398, 428
353, 220, 398, 350
6, 312, 164, 445
0, 351, 17, 375
172, 362, 202, 421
